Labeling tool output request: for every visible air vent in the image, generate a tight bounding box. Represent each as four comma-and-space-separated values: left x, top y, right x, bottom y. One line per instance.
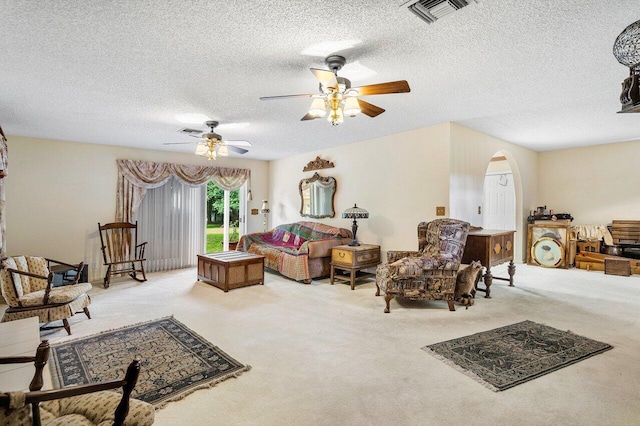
178, 128, 202, 135
406, 0, 474, 24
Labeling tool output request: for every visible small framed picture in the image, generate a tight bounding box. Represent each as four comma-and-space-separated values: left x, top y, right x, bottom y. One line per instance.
527, 224, 569, 268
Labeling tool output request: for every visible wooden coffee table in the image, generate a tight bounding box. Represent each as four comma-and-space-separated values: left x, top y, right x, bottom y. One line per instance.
197, 252, 265, 292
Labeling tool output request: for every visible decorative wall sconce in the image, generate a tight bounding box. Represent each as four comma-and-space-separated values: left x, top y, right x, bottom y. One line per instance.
613, 19, 640, 113
260, 200, 270, 232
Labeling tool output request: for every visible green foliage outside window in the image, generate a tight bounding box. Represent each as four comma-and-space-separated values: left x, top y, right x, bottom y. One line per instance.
207, 181, 239, 224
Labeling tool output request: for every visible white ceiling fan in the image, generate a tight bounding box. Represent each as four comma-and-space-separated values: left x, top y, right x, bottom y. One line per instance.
164, 120, 251, 160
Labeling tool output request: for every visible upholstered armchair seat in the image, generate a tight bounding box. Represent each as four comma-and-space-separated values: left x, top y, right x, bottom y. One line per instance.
376, 219, 470, 313
15, 283, 92, 307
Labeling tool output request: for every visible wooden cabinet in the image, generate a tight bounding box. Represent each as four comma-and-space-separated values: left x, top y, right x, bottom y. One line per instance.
461, 229, 516, 298
330, 244, 381, 290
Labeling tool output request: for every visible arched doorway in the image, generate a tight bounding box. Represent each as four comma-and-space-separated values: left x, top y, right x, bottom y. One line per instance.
481, 150, 526, 262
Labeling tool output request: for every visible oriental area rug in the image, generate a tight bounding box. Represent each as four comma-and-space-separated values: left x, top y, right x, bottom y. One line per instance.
49, 316, 250, 408
423, 320, 612, 391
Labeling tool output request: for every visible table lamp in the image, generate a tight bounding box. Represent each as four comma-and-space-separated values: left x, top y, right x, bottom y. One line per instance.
342, 204, 369, 246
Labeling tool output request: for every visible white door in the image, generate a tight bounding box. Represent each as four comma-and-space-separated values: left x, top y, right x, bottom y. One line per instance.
483, 173, 515, 230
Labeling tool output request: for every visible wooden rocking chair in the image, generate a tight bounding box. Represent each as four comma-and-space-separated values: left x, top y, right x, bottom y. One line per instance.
98, 222, 148, 288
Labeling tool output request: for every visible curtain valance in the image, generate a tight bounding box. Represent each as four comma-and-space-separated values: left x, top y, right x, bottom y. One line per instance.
115, 159, 250, 222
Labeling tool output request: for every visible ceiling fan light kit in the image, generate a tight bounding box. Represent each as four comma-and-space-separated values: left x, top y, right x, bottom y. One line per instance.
260, 55, 410, 126
613, 19, 640, 113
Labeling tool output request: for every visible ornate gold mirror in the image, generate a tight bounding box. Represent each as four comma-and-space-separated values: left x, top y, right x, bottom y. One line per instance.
299, 172, 336, 218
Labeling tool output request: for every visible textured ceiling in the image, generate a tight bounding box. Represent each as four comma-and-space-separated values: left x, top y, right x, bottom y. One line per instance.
2, 0, 640, 160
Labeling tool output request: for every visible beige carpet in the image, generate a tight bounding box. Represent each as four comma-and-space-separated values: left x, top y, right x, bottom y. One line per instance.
3, 263, 640, 425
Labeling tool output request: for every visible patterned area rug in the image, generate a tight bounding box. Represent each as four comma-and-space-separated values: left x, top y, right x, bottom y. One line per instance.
49, 316, 250, 407
423, 320, 612, 391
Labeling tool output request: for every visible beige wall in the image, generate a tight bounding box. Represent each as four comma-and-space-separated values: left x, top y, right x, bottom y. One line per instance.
445, 123, 539, 262
6, 136, 269, 280
15, 125, 634, 281
538, 139, 640, 226
269, 123, 452, 256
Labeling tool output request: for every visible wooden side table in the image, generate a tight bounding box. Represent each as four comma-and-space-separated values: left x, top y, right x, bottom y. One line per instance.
461, 229, 516, 298
330, 244, 381, 290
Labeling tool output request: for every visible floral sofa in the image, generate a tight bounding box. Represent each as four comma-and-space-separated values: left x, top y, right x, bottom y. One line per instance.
237, 221, 352, 283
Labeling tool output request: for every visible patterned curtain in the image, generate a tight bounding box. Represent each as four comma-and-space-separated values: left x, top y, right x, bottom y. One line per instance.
115, 159, 250, 222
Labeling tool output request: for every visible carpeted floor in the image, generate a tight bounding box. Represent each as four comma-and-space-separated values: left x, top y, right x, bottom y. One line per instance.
423, 320, 612, 391
3, 263, 640, 425
48, 316, 250, 407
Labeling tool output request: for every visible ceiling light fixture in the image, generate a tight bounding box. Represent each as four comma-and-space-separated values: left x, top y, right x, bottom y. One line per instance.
613, 19, 640, 113
195, 140, 221, 160
308, 56, 361, 126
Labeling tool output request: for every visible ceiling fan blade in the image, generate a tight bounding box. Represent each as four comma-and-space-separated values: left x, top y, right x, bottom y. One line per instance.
260, 93, 315, 101
311, 68, 338, 90
163, 142, 194, 145
354, 80, 411, 96
225, 145, 248, 154
223, 140, 252, 147
301, 112, 319, 121
358, 99, 385, 117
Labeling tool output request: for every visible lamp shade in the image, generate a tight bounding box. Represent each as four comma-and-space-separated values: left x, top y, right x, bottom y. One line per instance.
309, 98, 327, 117
195, 144, 208, 155
343, 96, 361, 117
342, 204, 369, 219
261, 200, 270, 213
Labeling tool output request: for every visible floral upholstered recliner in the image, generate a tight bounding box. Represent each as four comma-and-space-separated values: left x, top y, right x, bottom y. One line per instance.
376, 219, 470, 313
0, 255, 92, 334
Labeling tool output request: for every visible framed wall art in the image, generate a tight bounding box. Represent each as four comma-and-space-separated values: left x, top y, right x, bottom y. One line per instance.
527, 224, 570, 268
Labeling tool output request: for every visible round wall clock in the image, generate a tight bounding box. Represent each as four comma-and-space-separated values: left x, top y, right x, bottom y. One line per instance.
531, 237, 564, 267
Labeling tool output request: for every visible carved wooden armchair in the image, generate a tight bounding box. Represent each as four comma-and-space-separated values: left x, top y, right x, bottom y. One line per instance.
0, 341, 154, 426
376, 219, 470, 313
0, 256, 92, 335
98, 222, 148, 288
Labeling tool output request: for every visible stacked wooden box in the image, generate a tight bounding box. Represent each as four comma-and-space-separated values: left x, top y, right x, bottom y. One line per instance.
611, 220, 640, 245
575, 251, 640, 276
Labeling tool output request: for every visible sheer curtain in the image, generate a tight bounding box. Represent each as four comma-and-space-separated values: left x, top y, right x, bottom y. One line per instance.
134, 176, 206, 272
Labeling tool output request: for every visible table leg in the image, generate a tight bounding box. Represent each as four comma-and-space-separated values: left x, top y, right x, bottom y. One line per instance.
508, 260, 516, 286
483, 266, 493, 299
350, 269, 356, 290
330, 266, 335, 285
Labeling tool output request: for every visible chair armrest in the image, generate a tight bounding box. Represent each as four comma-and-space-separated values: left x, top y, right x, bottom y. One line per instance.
0, 341, 49, 391
45, 259, 81, 269
135, 242, 147, 260
5, 268, 49, 281
386, 250, 422, 263
6, 268, 55, 304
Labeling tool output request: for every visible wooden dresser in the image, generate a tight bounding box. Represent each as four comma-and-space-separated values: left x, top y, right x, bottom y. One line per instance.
461, 229, 516, 298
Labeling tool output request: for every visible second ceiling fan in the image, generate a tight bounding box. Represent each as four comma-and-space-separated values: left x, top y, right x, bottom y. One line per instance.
165, 120, 250, 160
260, 55, 410, 125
